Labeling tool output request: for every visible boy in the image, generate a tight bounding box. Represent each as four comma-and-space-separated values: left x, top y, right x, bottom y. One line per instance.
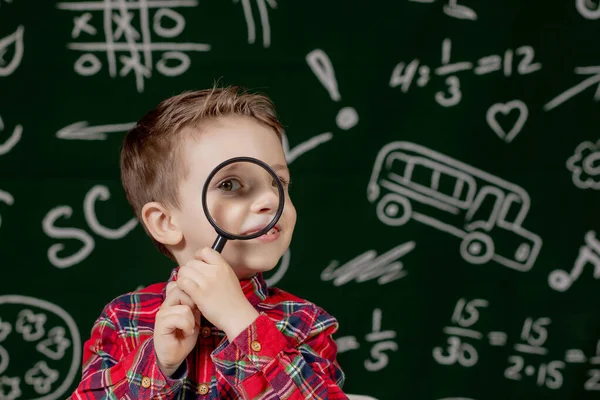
70, 85, 348, 399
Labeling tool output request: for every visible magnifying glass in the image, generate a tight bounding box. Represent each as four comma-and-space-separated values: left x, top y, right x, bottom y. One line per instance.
201, 156, 285, 253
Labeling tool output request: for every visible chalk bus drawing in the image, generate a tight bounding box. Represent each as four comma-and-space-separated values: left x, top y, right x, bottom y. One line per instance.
367, 142, 542, 271
234, 0, 277, 48
56, 0, 210, 92
0, 25, 24, 77
0, 115, 22, 155
0, 295, 81, 400
577, 0, 600, 19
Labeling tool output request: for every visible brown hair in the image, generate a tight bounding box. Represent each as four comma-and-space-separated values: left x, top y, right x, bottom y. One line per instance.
120, 85, 285, 260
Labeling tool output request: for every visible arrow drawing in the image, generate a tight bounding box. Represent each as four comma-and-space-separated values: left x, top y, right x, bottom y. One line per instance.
544, 66, 600, 111
56, 121, 136, 140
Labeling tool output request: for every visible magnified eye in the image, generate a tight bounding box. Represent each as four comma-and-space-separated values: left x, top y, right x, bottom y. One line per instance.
219, 178, 242, 192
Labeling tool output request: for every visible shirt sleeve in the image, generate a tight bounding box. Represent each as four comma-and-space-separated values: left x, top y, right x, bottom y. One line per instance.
69, 306, 188, 400
211, 307, 348, 400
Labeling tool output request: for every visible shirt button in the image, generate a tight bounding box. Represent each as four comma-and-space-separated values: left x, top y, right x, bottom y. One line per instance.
201, 326, 212, 337
141, 376, 151, 388
251, 340, 262, 352
197, 383, 209, 395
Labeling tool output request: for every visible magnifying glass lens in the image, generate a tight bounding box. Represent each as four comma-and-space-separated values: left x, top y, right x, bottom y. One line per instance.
205, 160, 282, 239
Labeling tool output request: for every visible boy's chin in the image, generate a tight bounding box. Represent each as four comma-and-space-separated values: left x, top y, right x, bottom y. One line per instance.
228, 253, 282, 277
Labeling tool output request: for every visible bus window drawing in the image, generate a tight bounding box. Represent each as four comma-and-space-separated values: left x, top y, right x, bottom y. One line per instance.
367, 142, 542, 271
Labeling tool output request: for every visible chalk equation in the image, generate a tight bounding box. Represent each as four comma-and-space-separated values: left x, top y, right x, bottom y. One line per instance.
367, 141, 542, 272
548, 230, 600, 292
0, 115, 23, 155
42, 184, 138, 268
235, 0, 277, 48
56, 0, 211, 92
0, 25, 24, 77
321, 241, 416, 286
409, 0, 477, 21
0, 295, 81, 400
433, 298, 600, 391
389, 38, 542, 108
337, 309, 398, 372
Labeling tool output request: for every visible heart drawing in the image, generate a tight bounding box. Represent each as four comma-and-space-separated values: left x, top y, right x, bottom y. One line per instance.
486, 100, 529, 144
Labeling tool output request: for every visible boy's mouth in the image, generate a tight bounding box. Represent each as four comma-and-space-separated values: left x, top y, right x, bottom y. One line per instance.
240, 224, 281, 237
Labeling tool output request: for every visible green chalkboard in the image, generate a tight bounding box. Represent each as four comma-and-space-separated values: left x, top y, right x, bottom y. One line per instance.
1, 0, 600, 399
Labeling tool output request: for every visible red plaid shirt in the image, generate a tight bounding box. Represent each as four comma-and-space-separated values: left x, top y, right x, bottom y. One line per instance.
70, 267, 347, 399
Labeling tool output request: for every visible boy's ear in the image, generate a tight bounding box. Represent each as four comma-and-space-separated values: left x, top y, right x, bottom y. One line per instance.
141, 202, 183, 246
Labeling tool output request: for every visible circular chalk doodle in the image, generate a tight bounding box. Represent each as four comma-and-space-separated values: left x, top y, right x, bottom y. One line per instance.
0, 295, 81, 400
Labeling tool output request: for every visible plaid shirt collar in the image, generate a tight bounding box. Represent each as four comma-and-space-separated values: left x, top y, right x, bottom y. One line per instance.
162, 266, 269, 307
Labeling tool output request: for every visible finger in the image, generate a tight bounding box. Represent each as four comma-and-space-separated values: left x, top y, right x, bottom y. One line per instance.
157, 306, 196, 336
165, 285, 197, 309
194, 247, 224, 265
178, 264, 207, 292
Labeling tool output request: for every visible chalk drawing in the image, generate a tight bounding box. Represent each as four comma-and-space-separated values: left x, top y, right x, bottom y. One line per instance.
410, 0, 477, 20
42, 184, 137, 268
24, 361, 59, 395
0, 25, 24, 76
56, 121, 135, 140
321, 241, 415, 286
367, 142, 542, 271
234, 0, 277, 47
0, 295, 81, 400
486, 100, 529, 143
566, 139, 600, 189
576, 0, 600, 19
347, 395, 379, 400
0, 376, 21, 400
544, 66, 600, 111
57, 0, 210, 92
306, 49, 359, 131
549, 231, 600, 292
0, 189, 14, 230
0, 115, 22, 155
264, 248, 290, 287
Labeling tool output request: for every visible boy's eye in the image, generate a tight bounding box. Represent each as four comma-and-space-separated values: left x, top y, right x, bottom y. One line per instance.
273, 176, 291, 188
219, 179, 242, 192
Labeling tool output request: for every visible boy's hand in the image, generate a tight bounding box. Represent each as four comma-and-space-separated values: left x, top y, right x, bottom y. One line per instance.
154, 281, 201, 377
177, 247, 260, 341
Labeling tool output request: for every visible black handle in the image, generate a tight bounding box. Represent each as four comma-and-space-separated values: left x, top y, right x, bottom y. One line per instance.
212, 235, 228, 253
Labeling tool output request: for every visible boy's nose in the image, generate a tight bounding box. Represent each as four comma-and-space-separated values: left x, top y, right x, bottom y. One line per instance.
250, 189, 279, 214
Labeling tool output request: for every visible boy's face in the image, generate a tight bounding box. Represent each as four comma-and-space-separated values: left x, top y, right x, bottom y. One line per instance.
170, 115, 296, 278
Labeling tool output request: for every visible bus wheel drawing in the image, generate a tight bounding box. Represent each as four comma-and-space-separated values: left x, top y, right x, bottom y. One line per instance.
460, 232, 495, 264
376, 193, 412, 226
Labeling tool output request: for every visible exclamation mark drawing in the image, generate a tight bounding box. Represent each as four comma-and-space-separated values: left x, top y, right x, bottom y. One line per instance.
306, 49, 359, 130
